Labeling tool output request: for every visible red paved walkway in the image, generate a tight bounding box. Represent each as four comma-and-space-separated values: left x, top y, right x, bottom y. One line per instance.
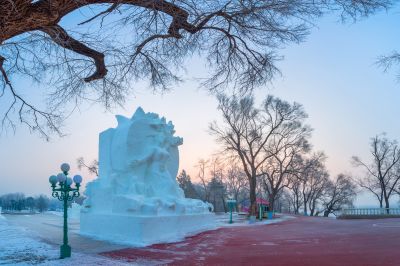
102, 216, 400, 265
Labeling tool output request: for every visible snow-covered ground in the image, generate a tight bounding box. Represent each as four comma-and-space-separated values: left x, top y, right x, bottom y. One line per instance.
0, 214, 136, 265
0, 212, 292, 265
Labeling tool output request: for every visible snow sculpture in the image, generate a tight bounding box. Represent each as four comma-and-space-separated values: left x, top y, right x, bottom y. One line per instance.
80, 107, 215, 246
69, 203, 82, 220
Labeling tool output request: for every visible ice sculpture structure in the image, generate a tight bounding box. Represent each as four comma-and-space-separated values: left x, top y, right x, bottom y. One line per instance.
80, 107, 215, 246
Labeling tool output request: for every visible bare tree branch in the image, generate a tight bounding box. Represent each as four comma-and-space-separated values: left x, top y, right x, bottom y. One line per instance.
377, 51, 400, 81
41, 25, 107, 82
0, 0, 393, 137
352, 134, 400, 208
78, 2, 121, 26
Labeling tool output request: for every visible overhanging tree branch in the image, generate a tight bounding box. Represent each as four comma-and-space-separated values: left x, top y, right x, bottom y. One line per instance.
0, 0, 393, 137
41, 25, 107, 82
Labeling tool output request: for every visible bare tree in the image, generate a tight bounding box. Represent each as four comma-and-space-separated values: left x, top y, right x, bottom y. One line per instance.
377, 51, 400, 81
196, 158, 210, 202
261, 144, 312, 213
286, 177, 303, 214
209, 156, 224, 182
0, 0, 391, 138
283, 154, 309, 214
322, 174, 357, 217
201, 156, 227, 211
224, 163, 248, 210
297, 153, 329, 216
210, 94, 311, 215
35, 194, 50, 212
277, 190, 293, 213
26, 196, 35, 212
259, 107, 312, 212
352, 134, 400, 209
77, 157, 99, 176
282, 153, 328, 215
306, 171, 330, 216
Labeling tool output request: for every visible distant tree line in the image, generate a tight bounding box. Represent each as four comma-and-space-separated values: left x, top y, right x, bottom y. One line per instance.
177, 159, 248, 213
0, 193, 85, 213
177, 157, 357, 217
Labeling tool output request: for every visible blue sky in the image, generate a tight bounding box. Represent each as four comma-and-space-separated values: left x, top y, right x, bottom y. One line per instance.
0, 5, 399, 207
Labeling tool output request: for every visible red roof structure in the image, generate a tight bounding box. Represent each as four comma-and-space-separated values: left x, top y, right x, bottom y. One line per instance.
239, 197, 269, 213
256, 198, 269, 205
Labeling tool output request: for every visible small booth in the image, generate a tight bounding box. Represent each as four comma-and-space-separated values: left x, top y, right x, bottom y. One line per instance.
256, 198, 270, 219
239, 197, 271, 219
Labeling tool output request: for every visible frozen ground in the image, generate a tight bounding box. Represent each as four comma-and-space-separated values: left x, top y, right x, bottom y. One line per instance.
0, 214, 137, 265
215, 212, 294, 227
2, 211, 399, 265
0, 211, 288, 265
104, 216, 400, 266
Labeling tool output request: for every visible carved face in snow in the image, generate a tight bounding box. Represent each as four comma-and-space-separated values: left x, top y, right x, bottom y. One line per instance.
106, 107, 183, 179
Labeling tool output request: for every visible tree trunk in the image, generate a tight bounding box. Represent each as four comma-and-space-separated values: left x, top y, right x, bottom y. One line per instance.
235, 195, 239, 212
294, 194, 300, 214
249, 177, 257, 216
303, 200, 308, 216
222, 196, 227, 213
379, 189, 384, 208
384, 196, 390, 213
268, 193, 275, 213
309, 200, 317, 216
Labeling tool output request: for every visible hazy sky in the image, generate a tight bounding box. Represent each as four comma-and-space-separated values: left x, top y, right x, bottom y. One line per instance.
0, 6, 399, 207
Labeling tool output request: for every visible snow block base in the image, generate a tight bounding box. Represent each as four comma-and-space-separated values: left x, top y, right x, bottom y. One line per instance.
80, 212, 216, 246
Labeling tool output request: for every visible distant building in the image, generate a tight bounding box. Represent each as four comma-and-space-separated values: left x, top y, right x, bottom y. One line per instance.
208, 178, 226, 212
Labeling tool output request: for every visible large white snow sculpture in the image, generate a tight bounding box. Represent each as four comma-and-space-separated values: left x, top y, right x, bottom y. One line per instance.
80, 107, 215, 246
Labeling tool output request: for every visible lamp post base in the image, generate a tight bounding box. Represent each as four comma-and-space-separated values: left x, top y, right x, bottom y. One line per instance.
60, 244, 71, 259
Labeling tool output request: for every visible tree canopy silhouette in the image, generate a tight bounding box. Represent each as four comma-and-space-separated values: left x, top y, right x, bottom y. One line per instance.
0, 0, 392, 138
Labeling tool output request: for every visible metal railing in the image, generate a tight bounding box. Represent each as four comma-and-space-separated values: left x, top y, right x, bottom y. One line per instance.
341, 208, 400, 216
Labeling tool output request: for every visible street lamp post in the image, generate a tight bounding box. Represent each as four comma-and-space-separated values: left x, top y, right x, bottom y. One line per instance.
48, 163, 82, 259
227, 199, 237, 224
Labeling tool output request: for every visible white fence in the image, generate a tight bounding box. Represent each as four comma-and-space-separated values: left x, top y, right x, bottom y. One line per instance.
341, 208, 400, 216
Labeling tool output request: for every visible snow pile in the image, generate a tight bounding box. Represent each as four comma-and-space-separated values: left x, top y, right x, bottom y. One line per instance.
46, 204, 81, 221
46, 210, 63, 216
81, 107, 215, 246
69, 203, 82, 220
